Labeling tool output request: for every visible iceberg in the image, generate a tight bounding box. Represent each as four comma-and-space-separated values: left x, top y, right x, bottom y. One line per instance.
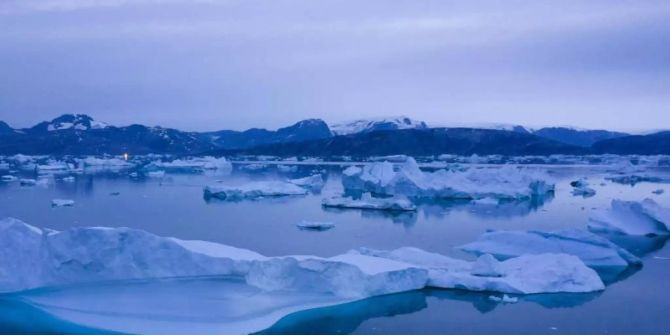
146, 170, 166, 178
20, 178, 49, 187
342, 158, 554, 200
355, 247, 604, 294
204, 181, 308, 200
277, 165, 298, 173
296, 221, 335, 231
457, 229, 641, 270
51, 199, 75, 207
322, 193, 417, 211
289, 174, 325, 189
589, 199, 670, 236
61, 176, 76, 182
37, 160, 71, 173
78, 157, 133, 169
652, 189, 665, 195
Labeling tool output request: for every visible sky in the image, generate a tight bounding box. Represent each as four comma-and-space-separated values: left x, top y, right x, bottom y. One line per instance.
0, 0, 669, 132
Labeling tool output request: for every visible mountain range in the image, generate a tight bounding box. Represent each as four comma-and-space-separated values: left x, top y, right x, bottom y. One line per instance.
0, 114, 667, 156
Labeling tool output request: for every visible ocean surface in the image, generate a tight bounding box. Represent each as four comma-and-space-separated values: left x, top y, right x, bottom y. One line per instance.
0, 162, 668, 334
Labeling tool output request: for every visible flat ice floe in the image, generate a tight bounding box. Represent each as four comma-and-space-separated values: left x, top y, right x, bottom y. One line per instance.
355, 247, 604, 294
147, 156, 232, 173
204, 181, 308, 200
342, 157, 554, 200
589, 199, 670, 236
51, 199, 75, 207
296, 221, 335, 231
457, 229, 641, 271
322, 193, 417, 211
289, 174, 325, 189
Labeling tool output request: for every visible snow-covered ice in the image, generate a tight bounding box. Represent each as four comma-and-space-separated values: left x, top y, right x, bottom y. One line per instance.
342, 158, 554, 200
458, 229, 641, 270
322, 193, 417, 211
296, 221, 335, 231
289, 174, 325, 189
570, 179, 596, 197
51, 199, 75, 207
589, 199, 670, 236
204, 181, 308, 200
355, 247, 604, 294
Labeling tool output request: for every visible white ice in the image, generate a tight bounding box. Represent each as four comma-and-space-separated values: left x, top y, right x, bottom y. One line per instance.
204, 181, 308, 200
342, 158, 554, 200
457, 229, 641, 270
51, 199, 75, 207
289, 174, 325, 189
589, 199, 670, 236
322, 193, 417, 211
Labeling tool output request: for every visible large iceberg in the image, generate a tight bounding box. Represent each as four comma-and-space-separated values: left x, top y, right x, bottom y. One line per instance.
589, 199, 670, 236
457, 229, 641, 271
204, 181, 308, 200
342, 158, 554, 200
322, 193, 417, 211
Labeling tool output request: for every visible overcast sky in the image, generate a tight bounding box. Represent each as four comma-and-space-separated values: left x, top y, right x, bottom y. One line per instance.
1, 0, 668, 131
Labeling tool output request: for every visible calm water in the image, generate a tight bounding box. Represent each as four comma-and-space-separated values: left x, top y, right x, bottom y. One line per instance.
0, 163, 669, 334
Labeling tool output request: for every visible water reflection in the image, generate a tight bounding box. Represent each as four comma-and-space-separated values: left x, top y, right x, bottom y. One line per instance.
258, 288, 603, 335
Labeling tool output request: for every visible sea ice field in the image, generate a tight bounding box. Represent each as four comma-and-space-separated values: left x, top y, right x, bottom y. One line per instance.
0, 154, 669, 335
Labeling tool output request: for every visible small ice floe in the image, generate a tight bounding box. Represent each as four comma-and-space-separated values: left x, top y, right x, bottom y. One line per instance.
1, 175, 17, 182
589, 199, 670, 236
570, 179, 596, 198
458, 229, 641, 271
51, 199, 75, 207
489, 294, 519, 304
20, 178, 49, 187
240, 163, 267, 171
109, 192, 121, 196
61, 176, 75, 182
289, 174, 325, 189
472, 197, 499, 205
37, 161, 71, 173
129, 172, 139, 178
652, 189, 665, 195
204, 181, 308, 200
296, 221, 335, 231
322, 193, 417, 211
146, 171, 166, 178
277, 165, 298, 173
342, 157, 554, 200
147, 156, 232, 173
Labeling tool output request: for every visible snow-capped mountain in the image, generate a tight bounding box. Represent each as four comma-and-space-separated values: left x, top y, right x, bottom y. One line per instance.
29, 114, 109, 133
330, 117, 428, 136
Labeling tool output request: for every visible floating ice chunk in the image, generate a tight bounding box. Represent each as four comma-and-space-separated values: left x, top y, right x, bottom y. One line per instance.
79, 157, 133, 168
355, 247, 604, 294
570, 179, 596, 197
589, 199, 670, 236
296, 221, 335, 231
146, 170, 166, 178
342, 158, 554, 200
458, 229, 641, 270
289, 174, 325, 189
489, 294, 519, 303
652, 189, 665, 195
277, 164, 298, 173
51, 199, 75, 207
322, 193, 417, 211
472, 197, 499, 205
19, 178, 49, 187
241, 163, 268, 171
204, 181, 308, 200
1, 175, 17, 182
471, 254, 504, 277
148, 156, 231, 173
61, 176, 75, 182
37, 161, 70, 172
